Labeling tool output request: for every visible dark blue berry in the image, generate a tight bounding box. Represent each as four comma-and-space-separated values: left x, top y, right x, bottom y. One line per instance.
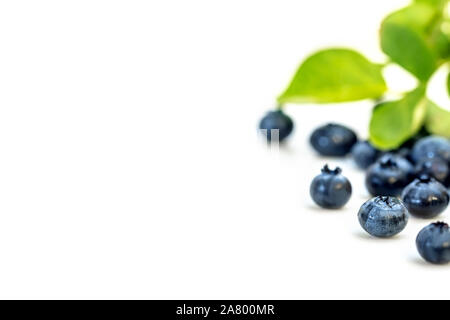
351, 140, 380, 169
365, 153, 414, 197
411, 136, 450, 164
401, 176, 449, 219
259, 110, 294, 143
310, 123, 357, 157
358, 196, 409, 238
310, 165, 352, 209
416, 222, 450, 264
414, 158, 449, 187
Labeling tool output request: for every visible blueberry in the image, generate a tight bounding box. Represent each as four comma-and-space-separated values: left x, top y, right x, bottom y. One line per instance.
310, 123, 357, 157
365, 153, 414, 197
411, 136, 450, 164
310, 165, 352, 209
351, 140, 380, 169
358, 196, 409, 238
401, 176, 449, 219
414, 158, 449, 187
416, 222, 450, 264
259, 110, 294, 143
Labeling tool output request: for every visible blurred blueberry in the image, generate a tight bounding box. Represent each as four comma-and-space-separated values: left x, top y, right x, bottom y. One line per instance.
351, 141, 380, 169
365, 153, 414, 197
310, 123, 357, 157
411, 136, 450, 164
259, 110, 294, 143
416, 222, 450, 264
414, 158, 449, 187
402, 176, 449, 219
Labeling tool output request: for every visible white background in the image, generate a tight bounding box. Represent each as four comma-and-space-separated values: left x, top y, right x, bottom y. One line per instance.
0, 0, 449, 299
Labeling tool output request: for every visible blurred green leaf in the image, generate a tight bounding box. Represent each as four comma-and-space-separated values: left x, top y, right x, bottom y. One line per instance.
385, 3, 438, 30
277, 49, 386, 104
414, 0, 448, 9
433, 31, 450, 59
425, 100, 450, 138
381, 4, 439, 81
447, 71, 450, 96
369, 87, 427, 149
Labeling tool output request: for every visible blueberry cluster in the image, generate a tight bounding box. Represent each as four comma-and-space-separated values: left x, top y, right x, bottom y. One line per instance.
259, 114, 450, 264
310, 125, 450, 264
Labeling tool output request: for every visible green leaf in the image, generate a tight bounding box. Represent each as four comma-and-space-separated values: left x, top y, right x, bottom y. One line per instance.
425, 100, 450, 138
369, 87, 427, 150
380, 3, 440, 81
277, 49, 387, 104
381, 25, 437, 81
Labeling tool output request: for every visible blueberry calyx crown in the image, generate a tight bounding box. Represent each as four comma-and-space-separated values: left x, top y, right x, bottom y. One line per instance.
432, 221, 449, 231
417, 174, 433, 184
379, 156, 397, 168
376, 195, 395, 208
321, 164, 342, 175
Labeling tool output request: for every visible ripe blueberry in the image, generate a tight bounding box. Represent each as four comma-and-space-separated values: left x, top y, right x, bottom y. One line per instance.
401, 176, 449, 219
414, 158, 449, 187
411, 136, 450, 164
365, 153, 414, 197
416, 222, 450, 264
351, 140, 380, 169
358, 196, 409, 238
259, 110, 294, 143
310, 165, 352, 209
310, 123, 357, 157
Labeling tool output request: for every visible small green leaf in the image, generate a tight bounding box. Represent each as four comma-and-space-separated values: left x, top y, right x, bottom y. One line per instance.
381, 22, 437, 81
277, 49, 387, 104
426, 100, 450, 138
369, 87, 427, 150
